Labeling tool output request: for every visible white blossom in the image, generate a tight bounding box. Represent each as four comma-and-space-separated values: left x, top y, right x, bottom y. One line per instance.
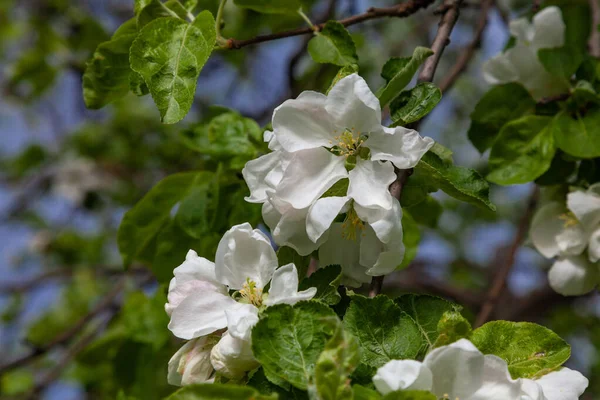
243, 74, 433, 283
373, 339, 588, 400
530, 185, 600, 296
483, 6, 568, 100
165, 223, 316, 383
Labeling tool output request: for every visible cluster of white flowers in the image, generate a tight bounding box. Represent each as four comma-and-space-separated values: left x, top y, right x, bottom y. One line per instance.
164, 223, 317, 385
373, 339, 588, 400
242, 73, 434, 286
530, 184, 600, 296
483, 6, 569, 101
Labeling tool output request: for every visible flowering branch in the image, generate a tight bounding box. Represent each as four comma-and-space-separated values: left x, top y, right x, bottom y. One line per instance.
225, 0, 436, 49
475, 186, 539, 327
439, 0, 494, 93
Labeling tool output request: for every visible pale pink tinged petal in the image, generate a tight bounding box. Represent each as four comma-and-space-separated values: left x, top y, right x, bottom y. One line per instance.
373, 360, 433, 395
215, 223, 278, 290
168, 336, 218, 386
166, 280, 225, 317
348, 159, 395, 210
276, 147, 348, 210
265, 263, 317, 306
242, 151, 283, 203
325, 73, 382, 134
272, 91, 336, 152
534, 367, 589, 400
365, 127, 434, 169
530, 202, 569, 259
168, 291, 237, 340
531, 6, 565, 49
306, 196, 350, 243
548, 256, 599, 296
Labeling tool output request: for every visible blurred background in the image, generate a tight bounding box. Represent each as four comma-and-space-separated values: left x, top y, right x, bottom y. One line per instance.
0, 0, 598, 398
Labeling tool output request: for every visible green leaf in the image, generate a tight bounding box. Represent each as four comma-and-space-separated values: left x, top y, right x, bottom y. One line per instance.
299, 264, 342, 305
130, 12, 216, 124
165, 383, 278, 399
538, 46, 584, 80
252, 301, 338, 390
382, 391, 436, 400
470, 321, 571, 379
1, 369, 34, 396
174, 177, 218, 239
343, 294, 423, 368
313, 320, 360, 400
487, 115, 556, 185
322, 178, 350, 198
405, 195, 442, 228
130, 71, 149, 96
467, 83, 536, 153
121, 291, 170, 350
377, 47, 434, 107
308, 21, 358, 67
83, 19, 138, 109
277, 246, 311, 280
535, 151, 577, 185
414, 151, 496, 211
352, 385, 382, 400
389, 82, 441, 125
137, 0, 189, 29
395, 294, 463, 356
117, 171, 213, 275
179, 112, 262, 161
233, 0, 302, 14
432, 311, 472, 348
554, 109, 600, 158
399, 210, 420, 269
569, 80, 600, 107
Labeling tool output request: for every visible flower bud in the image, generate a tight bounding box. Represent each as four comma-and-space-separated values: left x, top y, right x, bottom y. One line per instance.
210, 332, 259, 380
168, 335, 219, 386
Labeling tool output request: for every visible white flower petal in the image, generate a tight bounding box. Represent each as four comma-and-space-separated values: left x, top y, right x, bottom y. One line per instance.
325, 73, 382, 134
210, 332, 258, 380
242, 151, 283, 203
567, 188, 600, 230
172, 250, 219, 286
531, 6, 565, 49
168, 336, 217, 386
275, 147, 348, 210
215, 223, 278, 290
168, 290, 238, 340
555, 223, 587, 256
530, 202, 569, 259
261, 200, 281, 231
348, 159, 395, 211
588, 227, 600, 262
355, 198, 403, 245
424, 339, 486, 399
470, 354, 526, 399
319, 223, 370, 287
270, 203, 324, 256
272, 91, 336, 152
265, 263, 317, 306
509, 18, 535, 43
306, 196, 350, 243
225, 303, 259, 342
165, 279, 226, 317
373, 360, 433, 395
548, 256, 599, 296
533, 367, 589, 400
521, 379, 547, 400
365, 127, 434, 169
482, 53, 520, 85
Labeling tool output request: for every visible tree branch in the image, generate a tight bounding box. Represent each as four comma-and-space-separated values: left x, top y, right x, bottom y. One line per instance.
589, 0, 600, 57
439, 0, 493, 93
226, 0, 436, 49
475, 186, 539, 327
418, 0, 464, 83
0, 278, 125, 374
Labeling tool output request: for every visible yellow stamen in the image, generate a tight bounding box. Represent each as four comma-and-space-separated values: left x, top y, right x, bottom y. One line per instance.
239, 278, 263, 307
559, 211, 579, 228
341, 206, 364, 241
332, 130, 364, 157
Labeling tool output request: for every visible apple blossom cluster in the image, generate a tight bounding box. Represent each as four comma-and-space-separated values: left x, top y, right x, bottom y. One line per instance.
164, 223, 317, 385
483, 6, 568, 101
372, 339, 588, 400
530, 184, 600, 296
242, 73, 434, 286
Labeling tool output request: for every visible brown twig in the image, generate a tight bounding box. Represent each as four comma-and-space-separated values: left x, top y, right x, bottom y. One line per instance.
227, 0, 436, 49
588, 0, 600, 58
0, 270, 72, 293
531, 0, 542, 13
418, 0, 465, 83
439, 0, 493, 93
475, 186, 539, 327
0, 278, 125, 374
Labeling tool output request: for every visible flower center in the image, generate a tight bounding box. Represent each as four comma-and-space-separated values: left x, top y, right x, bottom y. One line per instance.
559, 211, 579, 228
239, 278, 263, 307
330, 129, 364, 158
439, 395, 459, 400
341, 205, 364, 241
